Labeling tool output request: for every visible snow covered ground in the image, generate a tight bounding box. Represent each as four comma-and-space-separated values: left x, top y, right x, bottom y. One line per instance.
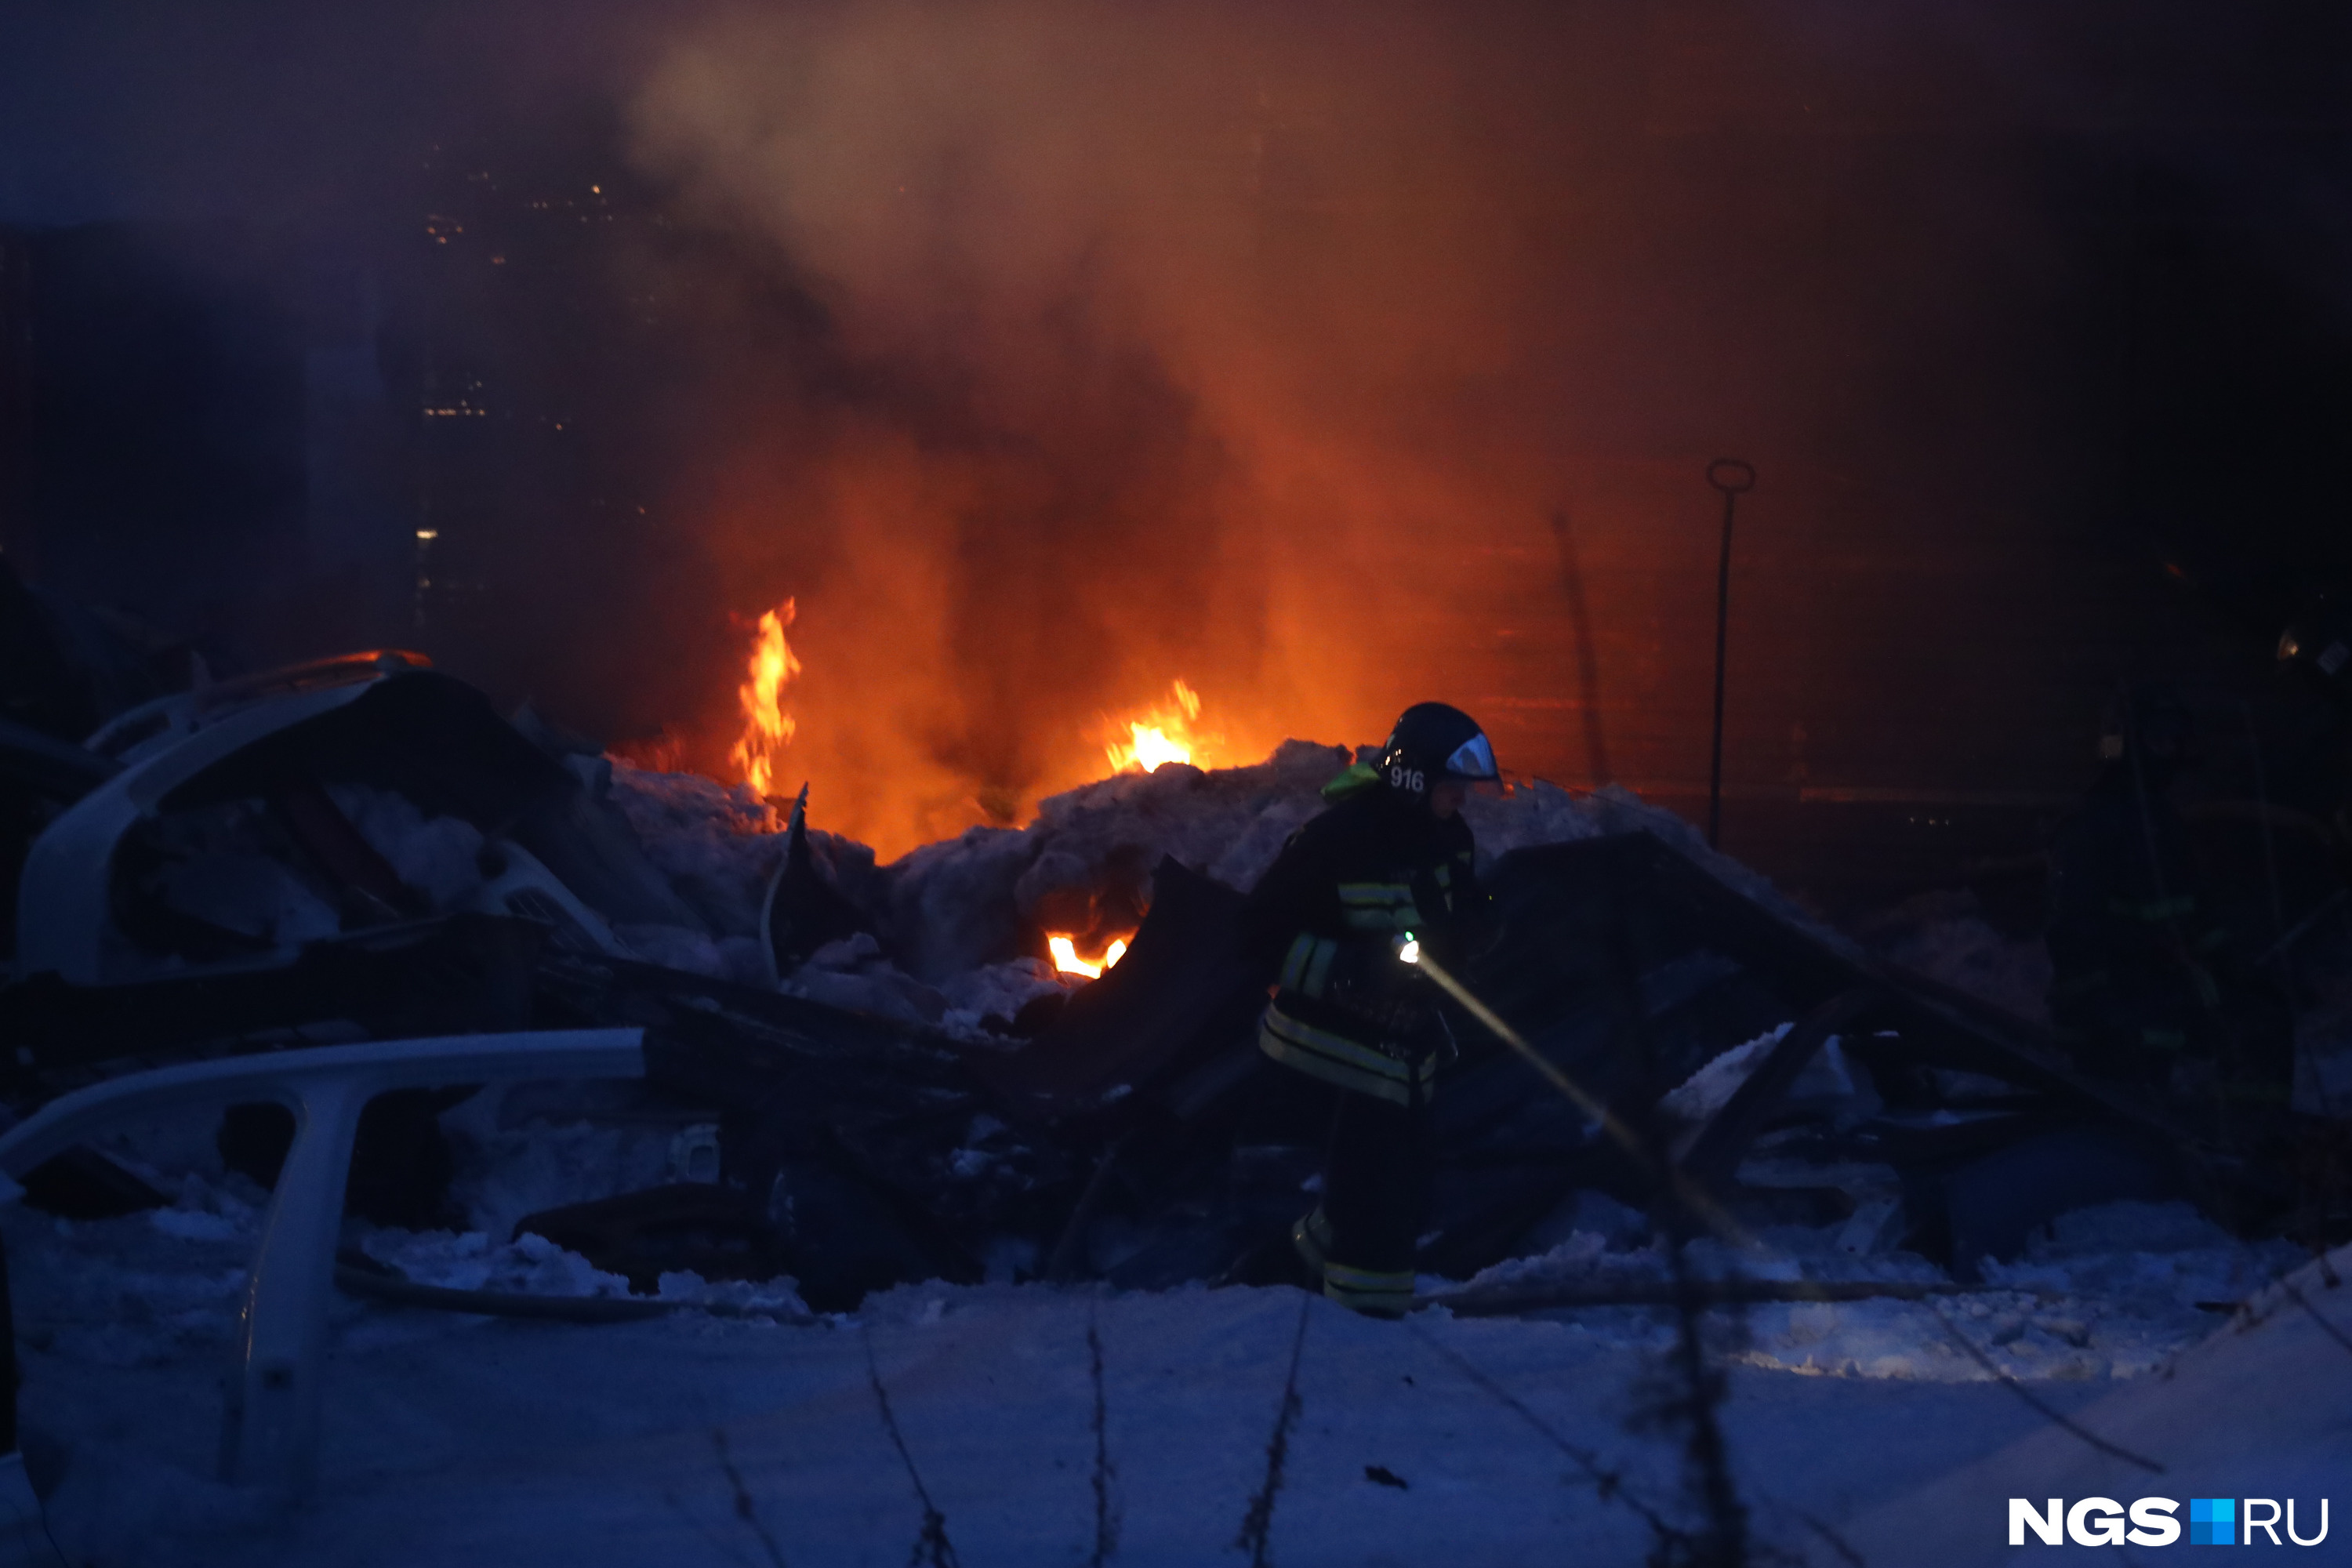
0, 1202, 2084, 1567
1846, 1245, 2352, 1565
6, 1160, 2337, 1566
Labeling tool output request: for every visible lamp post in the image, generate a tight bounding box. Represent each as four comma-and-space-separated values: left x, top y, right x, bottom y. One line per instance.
1704, 459, 1756, 851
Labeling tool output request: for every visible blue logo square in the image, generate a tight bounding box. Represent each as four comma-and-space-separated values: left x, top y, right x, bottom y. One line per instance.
2189, 1498, 2235, 1546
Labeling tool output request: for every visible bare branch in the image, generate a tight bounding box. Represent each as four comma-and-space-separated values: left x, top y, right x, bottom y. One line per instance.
1232, 1294, 1312, 1567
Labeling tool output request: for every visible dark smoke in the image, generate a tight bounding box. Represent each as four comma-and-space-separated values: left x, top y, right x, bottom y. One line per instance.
5, 2, 2350, 860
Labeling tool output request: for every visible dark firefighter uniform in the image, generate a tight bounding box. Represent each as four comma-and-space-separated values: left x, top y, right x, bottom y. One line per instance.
1239, 703, 1500, 1316
2045, 684, 2293, 1132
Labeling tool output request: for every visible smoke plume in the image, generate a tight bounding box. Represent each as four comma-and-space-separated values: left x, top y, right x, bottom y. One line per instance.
630, 1, 1584, 853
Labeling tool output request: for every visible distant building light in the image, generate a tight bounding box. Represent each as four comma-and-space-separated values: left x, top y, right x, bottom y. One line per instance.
590, 184, 601, 194
416, 529, 438, 540
490, 255, 506, 265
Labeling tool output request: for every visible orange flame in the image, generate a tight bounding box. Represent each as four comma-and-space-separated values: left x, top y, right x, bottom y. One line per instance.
1105, 679, 1218, 775
1047, 933, 1131, 979
728, 601, 801, 798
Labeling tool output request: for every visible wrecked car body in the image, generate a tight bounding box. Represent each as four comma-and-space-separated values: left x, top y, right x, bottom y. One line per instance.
17, 652, 699, 990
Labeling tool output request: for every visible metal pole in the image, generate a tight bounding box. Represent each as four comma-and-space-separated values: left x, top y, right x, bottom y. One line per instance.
1704, 459, 1755, 850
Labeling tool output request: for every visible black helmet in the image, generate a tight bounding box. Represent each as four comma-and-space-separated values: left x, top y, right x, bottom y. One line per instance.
2097, 681, 2194, 765
1377, 702, 1499, 799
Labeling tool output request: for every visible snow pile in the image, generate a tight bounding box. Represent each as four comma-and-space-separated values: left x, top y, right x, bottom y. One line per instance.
360, 1226, 637, 1299
606, 762, 890, 940
9, 1210, 249, 1372
873, 747, 1799, 982
786, 931, 954, 1025
877, 741, 1355, 979
600, 741, 1777, 986
438, 1083, 683, 1246
604, 764, 785, 937
350, 735, 1842, 1016
1448, 1200, 2300, 1385
1657, 1025, 1881, 1127
1658, 1022, 1798, 1123
1857, 887, 2052, 1024
608, 921, 773, 985
353, 1226, 811, 1316
1976, 1198, 2298, 1320
1472, 779, 1818, 928
647, 1270, 811, 1316
1455, 1227, 1617, 1287
1452, 1222, 1940, 1303
1736, 1291, 2093, 1382
329, 782, 488, 911
936, 956, 1071, 1040
143, 1174, 262, 1245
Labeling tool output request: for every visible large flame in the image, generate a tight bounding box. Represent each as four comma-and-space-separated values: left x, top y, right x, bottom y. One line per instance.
728, 601, 801, 798
1105, 679, 1218, 775
1047, 933, 1130, 979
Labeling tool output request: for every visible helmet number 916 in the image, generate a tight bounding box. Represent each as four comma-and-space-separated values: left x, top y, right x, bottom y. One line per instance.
1389, 767, 1426, 793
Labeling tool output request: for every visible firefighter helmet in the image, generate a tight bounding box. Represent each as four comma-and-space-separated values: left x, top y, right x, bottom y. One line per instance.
1377, 702, 1500, 799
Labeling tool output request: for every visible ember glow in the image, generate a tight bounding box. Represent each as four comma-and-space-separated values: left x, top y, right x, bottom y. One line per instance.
728, 601, 800, 799
1105, 680, 1215, 775
1047, 933, 1130, 979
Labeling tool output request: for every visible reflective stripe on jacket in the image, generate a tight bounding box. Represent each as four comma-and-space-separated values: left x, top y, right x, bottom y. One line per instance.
1238, 782, 1489, 1105
1258, 998, 1439, 1106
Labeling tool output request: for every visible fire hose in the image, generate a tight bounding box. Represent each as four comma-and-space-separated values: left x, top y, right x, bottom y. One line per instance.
1403, 941, 1752, 1247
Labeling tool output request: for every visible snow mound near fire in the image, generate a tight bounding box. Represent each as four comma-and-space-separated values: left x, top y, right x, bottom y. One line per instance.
881, 739, 1355, 978
882, 745, 1824, 981
608, 741, 1810, 987
604, 763, 890, 941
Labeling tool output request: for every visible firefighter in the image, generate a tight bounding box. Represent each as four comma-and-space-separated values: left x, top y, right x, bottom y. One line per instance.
2045, 682, 2293, 1137
1239, 702, 1501, 1316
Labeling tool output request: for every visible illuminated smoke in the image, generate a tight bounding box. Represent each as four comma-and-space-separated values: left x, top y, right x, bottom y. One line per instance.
628, 0, 1558, 855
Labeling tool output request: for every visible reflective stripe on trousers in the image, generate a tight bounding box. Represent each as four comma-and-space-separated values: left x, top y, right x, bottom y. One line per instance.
1321, 1259, 1414, 1316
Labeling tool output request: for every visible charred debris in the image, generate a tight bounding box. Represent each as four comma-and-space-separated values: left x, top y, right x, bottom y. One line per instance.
0, 638, 2294, 1315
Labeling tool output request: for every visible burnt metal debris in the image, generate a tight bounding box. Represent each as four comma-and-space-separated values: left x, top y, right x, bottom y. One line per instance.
0, 648, 2309, 1316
